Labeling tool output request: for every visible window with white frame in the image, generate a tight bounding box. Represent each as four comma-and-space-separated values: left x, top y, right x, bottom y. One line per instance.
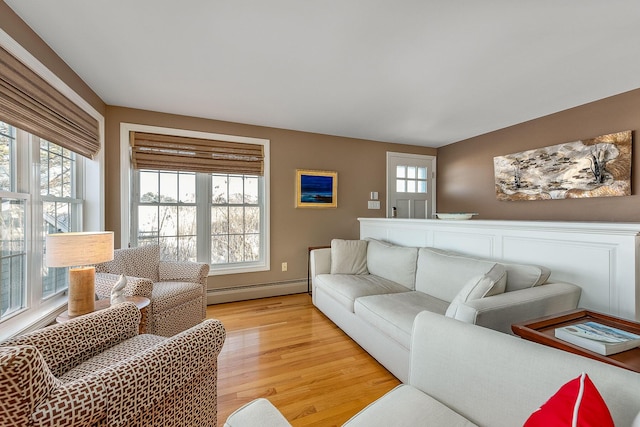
40, 140, 82, 298
210, 173, 262, 265
0, 122, 85, 324
127, 127, 269, 273
0, 38, 103, 340
132, 170, 266, 270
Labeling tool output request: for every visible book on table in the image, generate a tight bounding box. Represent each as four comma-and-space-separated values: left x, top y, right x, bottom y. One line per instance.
554, 321, 640, 356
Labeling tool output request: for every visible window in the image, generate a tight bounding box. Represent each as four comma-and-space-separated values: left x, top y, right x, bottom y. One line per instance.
125, 125, 270, 274
211, 173, 262, 265
396, 165, 428, 193
0, 122, 89, 333
0, 36, 103, 340
40, 140, 82, 298
132, 169, 266, 271
135, 170, 197, 261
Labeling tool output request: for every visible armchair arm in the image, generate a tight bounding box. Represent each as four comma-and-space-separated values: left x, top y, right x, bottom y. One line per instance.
450, 282, 582, 334
95, 272, 153, 299
1, 303, 140, 377
159, 261, 209, 285
101, 319, 225, 426
31, 376, 108, 427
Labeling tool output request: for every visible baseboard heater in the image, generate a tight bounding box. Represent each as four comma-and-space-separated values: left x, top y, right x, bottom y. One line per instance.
206, 279, 307, 304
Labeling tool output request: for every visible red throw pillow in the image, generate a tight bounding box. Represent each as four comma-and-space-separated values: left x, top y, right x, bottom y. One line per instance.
523, 373, 614, 427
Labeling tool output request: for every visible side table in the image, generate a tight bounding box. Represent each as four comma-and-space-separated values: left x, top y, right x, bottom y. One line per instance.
512, 308, 640, 373
57, 296, 151, 334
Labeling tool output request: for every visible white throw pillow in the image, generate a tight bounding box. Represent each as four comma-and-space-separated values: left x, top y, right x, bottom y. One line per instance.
445, 264, 507, 318
330, 239, 369, 275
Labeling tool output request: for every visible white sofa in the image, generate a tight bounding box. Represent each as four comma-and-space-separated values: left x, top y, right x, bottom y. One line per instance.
311, 238, 581, 382
225, 311, 640, 427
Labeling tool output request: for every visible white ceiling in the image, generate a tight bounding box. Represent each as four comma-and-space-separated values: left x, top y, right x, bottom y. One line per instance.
6, 1, 640, 148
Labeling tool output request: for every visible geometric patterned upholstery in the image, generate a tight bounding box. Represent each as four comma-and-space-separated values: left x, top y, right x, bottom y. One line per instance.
95, 244, 210, 336
0, 302, 226, 427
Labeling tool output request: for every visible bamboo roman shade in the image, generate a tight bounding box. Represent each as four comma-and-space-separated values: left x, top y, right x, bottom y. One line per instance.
130, 131, 264, 175
0, 46, 100, 159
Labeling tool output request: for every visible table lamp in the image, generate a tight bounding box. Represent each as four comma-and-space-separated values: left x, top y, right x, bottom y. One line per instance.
46, 231, 114, 316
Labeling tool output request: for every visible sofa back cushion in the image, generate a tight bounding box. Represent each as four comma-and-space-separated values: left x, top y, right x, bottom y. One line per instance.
502, 262, 551, 292
366, 239, 418, 290
330, 239, 369, 275
415, 247, 506, 302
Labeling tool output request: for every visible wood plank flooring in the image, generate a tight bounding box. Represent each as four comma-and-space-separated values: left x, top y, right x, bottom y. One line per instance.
208, 293, 400, 427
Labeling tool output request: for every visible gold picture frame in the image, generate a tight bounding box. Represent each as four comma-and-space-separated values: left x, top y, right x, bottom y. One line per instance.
295, 169, 338, 208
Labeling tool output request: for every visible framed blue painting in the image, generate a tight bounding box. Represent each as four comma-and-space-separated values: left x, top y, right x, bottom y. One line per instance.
296, 169, 338, 208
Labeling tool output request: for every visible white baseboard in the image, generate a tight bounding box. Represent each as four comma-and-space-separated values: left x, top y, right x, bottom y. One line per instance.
206, 279, 308, 304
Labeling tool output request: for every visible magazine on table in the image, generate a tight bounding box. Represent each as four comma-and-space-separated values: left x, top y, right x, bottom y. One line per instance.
554, 321, 640, 356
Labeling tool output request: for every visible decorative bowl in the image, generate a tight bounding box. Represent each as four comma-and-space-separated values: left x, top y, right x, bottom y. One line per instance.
435, 213, 478, 220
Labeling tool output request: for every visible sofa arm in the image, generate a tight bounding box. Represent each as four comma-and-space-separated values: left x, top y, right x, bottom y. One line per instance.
450, 282, 582, 334
224, 398, 292, 427
310, 248, 331, 287
1, 303, 140, 378
159, 261, 210, 285
95, 272, 153, 299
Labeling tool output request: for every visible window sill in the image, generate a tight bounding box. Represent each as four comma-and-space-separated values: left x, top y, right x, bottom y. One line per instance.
0, 295, 67, 341
209, 263, 270, 276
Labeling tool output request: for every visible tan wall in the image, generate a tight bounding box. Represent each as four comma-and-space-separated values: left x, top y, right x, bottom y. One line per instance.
437, 88, 640, 222
0, 1, 106, 116
106, 106, 436, 288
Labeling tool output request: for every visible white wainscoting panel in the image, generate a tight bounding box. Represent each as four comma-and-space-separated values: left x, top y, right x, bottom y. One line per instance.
359, 218, 640, 320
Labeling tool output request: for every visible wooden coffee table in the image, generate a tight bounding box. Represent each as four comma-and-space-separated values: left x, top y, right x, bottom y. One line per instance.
57, 296, 150, 334
512, 309, 640, 373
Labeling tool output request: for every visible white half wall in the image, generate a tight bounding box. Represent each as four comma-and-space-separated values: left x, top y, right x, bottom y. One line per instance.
359, 218, 640, 321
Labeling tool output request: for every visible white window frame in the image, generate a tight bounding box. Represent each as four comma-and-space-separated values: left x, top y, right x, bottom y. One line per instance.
120, 123, 270, 275
0, 29, 105, 341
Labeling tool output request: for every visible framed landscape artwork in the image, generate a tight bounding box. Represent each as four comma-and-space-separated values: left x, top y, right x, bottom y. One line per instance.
494, 130, 632, 201
296, 169, 338, 208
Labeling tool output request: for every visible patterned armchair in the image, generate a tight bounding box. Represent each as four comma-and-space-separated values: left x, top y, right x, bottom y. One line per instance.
0, 302, 226, 427
94, 244, 209, 336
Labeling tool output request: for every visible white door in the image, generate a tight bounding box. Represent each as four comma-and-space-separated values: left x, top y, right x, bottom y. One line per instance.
386, 152, 436, 219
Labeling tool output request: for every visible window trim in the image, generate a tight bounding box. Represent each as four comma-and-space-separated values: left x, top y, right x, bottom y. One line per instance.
120, 123, 270, 275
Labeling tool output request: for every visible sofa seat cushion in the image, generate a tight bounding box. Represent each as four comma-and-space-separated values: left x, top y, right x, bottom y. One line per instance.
354, 292, 449, 349
342, 384, 478, 427
59, 334, 166, 382
315, 274, 410, 312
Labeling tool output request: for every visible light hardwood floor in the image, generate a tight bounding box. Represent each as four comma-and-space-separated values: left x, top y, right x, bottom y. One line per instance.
208, 293, 400, 427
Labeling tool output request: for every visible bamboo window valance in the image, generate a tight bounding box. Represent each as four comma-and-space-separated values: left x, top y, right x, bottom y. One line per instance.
130, 131, 265, 175
0, 46, 100, 159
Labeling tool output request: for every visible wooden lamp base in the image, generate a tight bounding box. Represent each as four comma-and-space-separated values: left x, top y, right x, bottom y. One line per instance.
68, 266, 96, 316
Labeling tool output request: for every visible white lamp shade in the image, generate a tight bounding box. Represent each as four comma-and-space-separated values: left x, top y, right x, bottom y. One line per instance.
46, 231, 114, 267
